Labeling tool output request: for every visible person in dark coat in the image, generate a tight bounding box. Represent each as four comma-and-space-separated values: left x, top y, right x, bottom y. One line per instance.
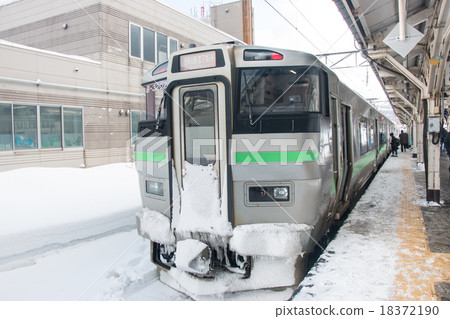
445, 132, 450, 178
441, 129, 448, 153
445, 131, 450, 159
399, 130, 409, 152
390, 133, 399, 157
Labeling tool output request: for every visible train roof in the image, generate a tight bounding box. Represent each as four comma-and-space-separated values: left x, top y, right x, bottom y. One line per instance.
140, 43, 393, 124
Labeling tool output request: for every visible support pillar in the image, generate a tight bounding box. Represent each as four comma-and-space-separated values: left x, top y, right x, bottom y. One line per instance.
425, 98, 441, 203
416, 114, 424, 162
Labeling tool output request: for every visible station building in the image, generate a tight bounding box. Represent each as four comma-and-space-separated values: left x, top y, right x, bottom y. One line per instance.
0, 0, 241, 171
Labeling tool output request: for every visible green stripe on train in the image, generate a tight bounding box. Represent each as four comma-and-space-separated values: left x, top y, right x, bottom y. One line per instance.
235, 151, 319, 163
135, 152, 167, 162
379, 144, 387, 152
352, 149, 377, 178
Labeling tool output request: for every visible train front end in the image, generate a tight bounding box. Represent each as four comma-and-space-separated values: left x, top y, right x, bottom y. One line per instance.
135, 44, 333, 298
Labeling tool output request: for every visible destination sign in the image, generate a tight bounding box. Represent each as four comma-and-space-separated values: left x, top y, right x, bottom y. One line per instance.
180, 50, 216, 71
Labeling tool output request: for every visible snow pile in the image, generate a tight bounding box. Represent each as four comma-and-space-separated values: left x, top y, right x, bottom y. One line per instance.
0, 229, 188, 301
172, 162, 232, 237
230, 223, 312, 257
0, 164, 141, 263
413, 199, 443, 207
0, 164, 140, 235
136, 208, 175, 245
415, 162, 425, 171
161, 255, 298, 298
175, 239, 210, 275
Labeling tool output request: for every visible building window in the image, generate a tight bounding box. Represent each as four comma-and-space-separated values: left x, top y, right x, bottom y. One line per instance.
130, 24, 141, 58
157, 33, 168, 64
170, 38, 178, 54
63, 107, 83, 147
0, 104, 83, 151
129, 23, 177, 63
0, 103, 12, 150
40, 106, 62, 148
14, 105, 37, 150
131, 110, 141, 143
143, 28, 156, 63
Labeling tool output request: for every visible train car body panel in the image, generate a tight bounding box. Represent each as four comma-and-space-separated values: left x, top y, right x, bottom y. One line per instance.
135, 43, 393, 298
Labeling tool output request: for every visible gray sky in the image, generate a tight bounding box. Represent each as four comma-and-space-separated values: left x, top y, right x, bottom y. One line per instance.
158, 0, 394, 119
0, 0, 395, 119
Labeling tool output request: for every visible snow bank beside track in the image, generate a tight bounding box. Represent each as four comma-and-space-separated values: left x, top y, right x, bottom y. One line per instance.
0, 164, 142, 267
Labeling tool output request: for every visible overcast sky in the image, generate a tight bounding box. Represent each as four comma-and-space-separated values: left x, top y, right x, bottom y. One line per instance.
0, 0, 395, 119
158, 0, 394, 118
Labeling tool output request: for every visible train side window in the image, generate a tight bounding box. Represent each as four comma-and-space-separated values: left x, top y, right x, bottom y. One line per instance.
379, 124, 387, 145
321, 71, 330, 117
359, 117, 368, 155
368, 120, 375, 151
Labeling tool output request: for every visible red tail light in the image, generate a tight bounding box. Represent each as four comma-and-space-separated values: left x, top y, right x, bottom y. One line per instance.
271, 53, 283, 60
244, 49, 284, 61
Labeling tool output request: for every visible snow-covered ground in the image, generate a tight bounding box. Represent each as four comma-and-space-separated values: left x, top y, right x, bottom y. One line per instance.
293, 156, 404, 300
0, 163, 187, 300
0, 155, 444, 303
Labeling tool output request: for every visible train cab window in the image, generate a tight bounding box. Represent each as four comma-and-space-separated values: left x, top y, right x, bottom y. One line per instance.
239, 67, 321, 115
234, 67, 324, 134
183, 89, 216, 165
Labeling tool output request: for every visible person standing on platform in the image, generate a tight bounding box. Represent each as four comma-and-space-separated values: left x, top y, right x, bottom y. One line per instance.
445, 131, 450, 178
441, 129, 448, 153
445, 131, 450, 159
399, 130, 409, 152
390, 133, 399, 157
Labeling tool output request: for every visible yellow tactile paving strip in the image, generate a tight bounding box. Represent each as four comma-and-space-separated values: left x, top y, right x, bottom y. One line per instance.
394, 160, 450, 300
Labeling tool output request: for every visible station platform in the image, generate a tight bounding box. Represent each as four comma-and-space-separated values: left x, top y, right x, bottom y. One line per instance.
415, 151, 450, 300
293, 150, 450, 301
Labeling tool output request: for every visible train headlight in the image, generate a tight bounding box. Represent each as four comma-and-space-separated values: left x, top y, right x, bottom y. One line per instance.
146, 180, 164, 196
248, 185, 291, 203
273, 187, 289, 200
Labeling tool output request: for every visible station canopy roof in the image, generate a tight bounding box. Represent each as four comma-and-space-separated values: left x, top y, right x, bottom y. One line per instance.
334, 0, 450, 125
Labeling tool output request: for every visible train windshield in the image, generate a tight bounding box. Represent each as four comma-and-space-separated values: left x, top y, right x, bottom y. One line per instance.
239, 67, 320, 119
145, 80, 167, 120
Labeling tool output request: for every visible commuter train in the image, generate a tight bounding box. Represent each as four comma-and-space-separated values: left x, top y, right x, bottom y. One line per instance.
135, 43, 394, 299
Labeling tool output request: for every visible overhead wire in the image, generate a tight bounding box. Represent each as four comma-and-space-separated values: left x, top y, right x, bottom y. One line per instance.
265, 0, 379, 98
263, 0, 323, 53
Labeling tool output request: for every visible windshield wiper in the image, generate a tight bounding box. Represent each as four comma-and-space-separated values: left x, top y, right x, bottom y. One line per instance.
155, 94, 165, 130
243, 72, 255, 126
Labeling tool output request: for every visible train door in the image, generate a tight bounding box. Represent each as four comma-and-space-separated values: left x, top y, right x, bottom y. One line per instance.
375, 119, 379, 158
338, 104, 353, 202
171, 81, 230, 234
330, 97, 340, 199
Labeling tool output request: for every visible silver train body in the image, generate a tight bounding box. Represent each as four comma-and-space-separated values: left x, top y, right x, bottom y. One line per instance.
135, 44, 394, 297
